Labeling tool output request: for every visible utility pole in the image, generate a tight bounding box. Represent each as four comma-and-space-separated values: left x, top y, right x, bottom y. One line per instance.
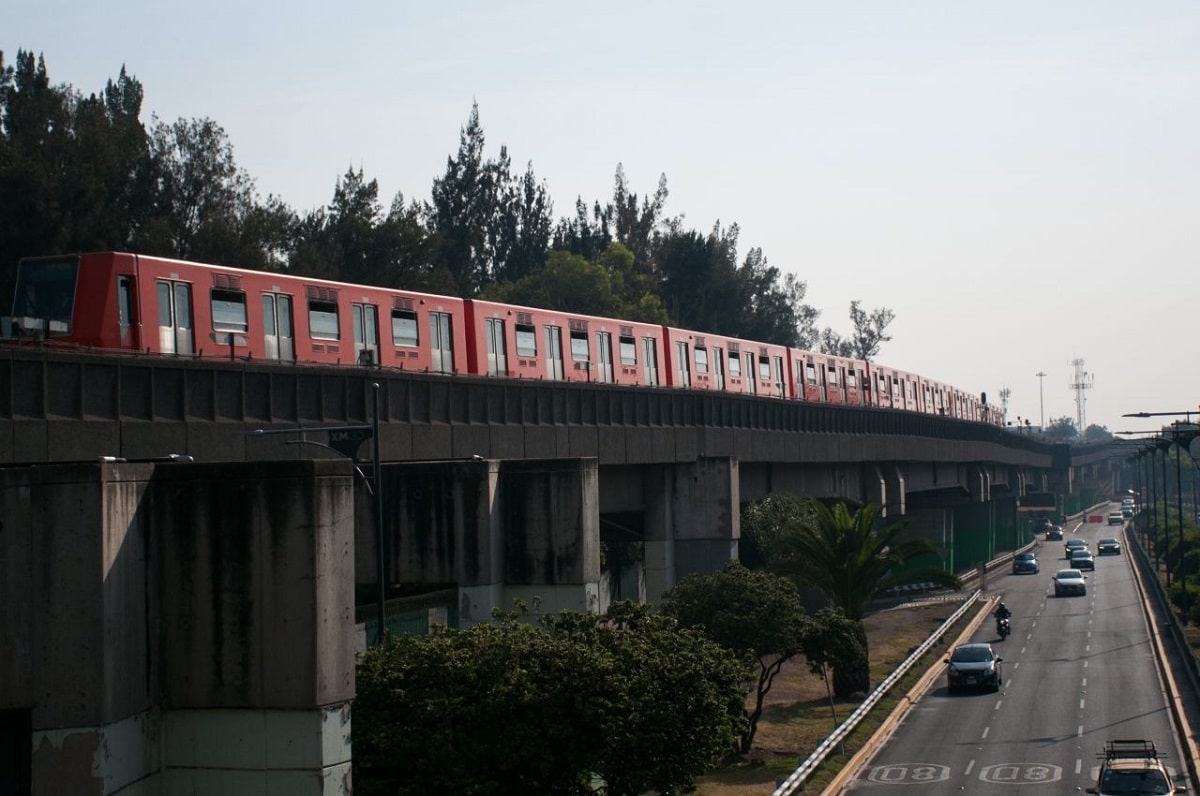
1035, 371, 1046, 430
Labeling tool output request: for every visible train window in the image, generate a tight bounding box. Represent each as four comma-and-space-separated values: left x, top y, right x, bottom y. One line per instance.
619, 335, 637, 366
828, 366, 838, 386
805, 363, 817, 385
392, 309, 419, 347
308, 299, 339, 340
758, 355, 771, 380
694, 346, 709, 373
117, 277, 134, 328
847, 370, 858, 388
569, 329, 589, 361
515, 323, 537, 357
211, 288, 248, 333
728, 350, 741, 377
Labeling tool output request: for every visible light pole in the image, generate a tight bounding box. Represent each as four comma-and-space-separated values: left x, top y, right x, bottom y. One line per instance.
1120, 418, 1200, 621
1035, 371, 1046, 430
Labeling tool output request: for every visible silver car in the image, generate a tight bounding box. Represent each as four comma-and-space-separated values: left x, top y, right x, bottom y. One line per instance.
1054, 568, 1088, 597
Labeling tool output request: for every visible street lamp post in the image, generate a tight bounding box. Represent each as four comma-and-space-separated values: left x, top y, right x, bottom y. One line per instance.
1120, 415, 1200, 621
1036, 371, 1046, 430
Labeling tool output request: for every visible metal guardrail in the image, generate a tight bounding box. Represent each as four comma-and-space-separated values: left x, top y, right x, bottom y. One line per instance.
771, 590, 982, 796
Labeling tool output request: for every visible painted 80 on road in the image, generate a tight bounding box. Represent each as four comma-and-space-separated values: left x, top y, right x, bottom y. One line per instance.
867, 762, 1062, 786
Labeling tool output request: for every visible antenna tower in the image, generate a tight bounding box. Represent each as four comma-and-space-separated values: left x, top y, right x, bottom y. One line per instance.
1069, 359, 1093, 432
998, 388, 1011, 423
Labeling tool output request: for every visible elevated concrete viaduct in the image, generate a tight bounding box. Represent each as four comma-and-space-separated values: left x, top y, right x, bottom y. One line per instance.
0, 348, 1125, 793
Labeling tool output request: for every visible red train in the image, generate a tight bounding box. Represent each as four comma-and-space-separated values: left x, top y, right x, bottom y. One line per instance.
2, 252, 1004, 425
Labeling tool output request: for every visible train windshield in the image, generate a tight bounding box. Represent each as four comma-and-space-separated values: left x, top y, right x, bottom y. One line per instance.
7, 256, 78, 337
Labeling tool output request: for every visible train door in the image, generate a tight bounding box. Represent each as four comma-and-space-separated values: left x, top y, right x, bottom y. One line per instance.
817, 361, 828, 401
484, 317, 507, 376
429, 311, 454, 373
836, 366, 847, 401
713, 346, 725, 390
262, 293, 295, 361
544, 324, 564, 380
675, 341, 691, 387
773, 355, 785, 397
156, 279, 193, 355
117, 276, 135, 348
642, 337, 659, 386
352, 303, 379, 365
745, 352, 757, 395
595, 331, 613, 383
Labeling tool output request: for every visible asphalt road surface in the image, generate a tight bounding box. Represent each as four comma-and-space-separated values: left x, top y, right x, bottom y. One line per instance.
838, 509, 1189, 794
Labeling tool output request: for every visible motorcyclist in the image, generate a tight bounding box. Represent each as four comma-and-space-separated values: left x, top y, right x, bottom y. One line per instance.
994, 602, 1012, 634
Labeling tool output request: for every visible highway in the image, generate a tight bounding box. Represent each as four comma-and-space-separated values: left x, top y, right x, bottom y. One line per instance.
838, 508, 1190, 794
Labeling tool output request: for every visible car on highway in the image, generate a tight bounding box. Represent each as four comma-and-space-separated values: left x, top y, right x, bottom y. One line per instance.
944, 642, 1003, 693
1121, 506, 1134, 518
1070, 549, 1096, 571
1012, 551, 1040, 574
1108, 511, 1126, 525
1097, 537, 1123, 555
1054, 568, 1088, 597
1045, 525, 1064, 541
1086, 739, 1183, 795
1065, 538, 1089, 559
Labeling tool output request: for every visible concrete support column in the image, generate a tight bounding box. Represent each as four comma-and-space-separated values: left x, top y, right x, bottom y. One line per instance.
669, 457, 739, 584
500, 458, 601, 617
642, 465, 676, 604
954, 501, 996, 575
156, 460, 356, 795
0, 460, 356, 796
905, 507, 955, 574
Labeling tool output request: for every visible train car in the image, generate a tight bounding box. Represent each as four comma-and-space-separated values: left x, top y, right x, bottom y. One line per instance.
864, 363, 927, 412
3, 252, 469, 373
462, 299, 666, 386
5, 250, 1007, 428
662, 327, 789, 398
790, 350, 868, 406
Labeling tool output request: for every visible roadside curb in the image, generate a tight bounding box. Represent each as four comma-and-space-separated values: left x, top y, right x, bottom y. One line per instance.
821, 595, 998, 795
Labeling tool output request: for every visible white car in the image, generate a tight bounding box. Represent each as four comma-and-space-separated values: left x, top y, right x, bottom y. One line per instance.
1107, 511, 1125, 526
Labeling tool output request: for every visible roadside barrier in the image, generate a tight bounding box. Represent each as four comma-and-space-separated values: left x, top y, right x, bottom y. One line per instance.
770, 591, 982, 796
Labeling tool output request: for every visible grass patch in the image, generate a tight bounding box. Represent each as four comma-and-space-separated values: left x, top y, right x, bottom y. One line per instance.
692, 599, 975, 795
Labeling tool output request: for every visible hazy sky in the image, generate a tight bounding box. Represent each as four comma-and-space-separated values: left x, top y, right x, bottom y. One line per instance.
8, 2, 1198, 434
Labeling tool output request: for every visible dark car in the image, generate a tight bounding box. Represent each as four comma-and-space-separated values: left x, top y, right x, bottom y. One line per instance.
1069, 549, 1096, 571
1097, 537, 1122, 555
945, 642, 1003, 692
1045, 525, 1064, 541
1012, 551, 1040, 574
1065, 538, 1088, 559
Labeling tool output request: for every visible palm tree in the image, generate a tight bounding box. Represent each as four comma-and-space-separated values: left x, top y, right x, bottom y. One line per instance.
770, 499, 960, 698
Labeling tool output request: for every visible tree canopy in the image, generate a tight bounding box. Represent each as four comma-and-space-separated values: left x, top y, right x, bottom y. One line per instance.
354, 602, 747, 795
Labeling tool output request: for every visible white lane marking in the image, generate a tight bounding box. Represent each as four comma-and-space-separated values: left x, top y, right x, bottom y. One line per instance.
1076, 759, 1082, 774
1078, 725, 1084, 737
982, 726, 991, 739
965, 759, 976, 776
1082, 677, 1087, 687
1084, 660, 1089, 669
995, 699, 1003, 710
1080, 698, 1086, 709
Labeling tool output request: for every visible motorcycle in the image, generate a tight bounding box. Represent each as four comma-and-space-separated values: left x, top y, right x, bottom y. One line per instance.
996, 616, 1011, 639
